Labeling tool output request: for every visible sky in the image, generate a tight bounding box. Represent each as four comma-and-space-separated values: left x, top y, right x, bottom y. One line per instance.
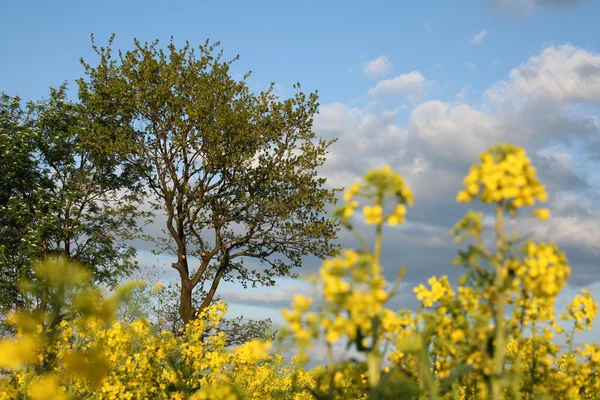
2, 0, 600, 357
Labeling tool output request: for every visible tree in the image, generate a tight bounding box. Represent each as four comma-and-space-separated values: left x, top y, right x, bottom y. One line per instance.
78, 35, 340, 323
0, 85, 148, 318
0, 92, 40, 314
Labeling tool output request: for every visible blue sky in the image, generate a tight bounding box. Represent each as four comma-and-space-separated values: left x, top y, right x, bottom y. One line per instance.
2, 0, 598, 105
3, 0, 600, 356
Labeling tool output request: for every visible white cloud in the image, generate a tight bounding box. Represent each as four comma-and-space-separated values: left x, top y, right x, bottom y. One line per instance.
314, 103, 406, 175
486, 45, 600, 108
219, 285, 309, 308
536, 0, 588, 8
313, 103, 364, 141
536, 146, 573, 169
406, 100, 502, 165
272, 83, 286, 99
314, 43, 600, 285
488, 0, 587, 15
489, 0, 536, 14
455, 85, 471, 103
465, 63, 479, 72
363, 55, 393, 79
368, 71, 426, 100
468, 30, 488, 46
535, 215, 600, 254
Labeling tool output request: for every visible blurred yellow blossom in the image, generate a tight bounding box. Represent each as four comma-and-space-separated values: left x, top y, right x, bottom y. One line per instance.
363, 204, 383, 225
532, 208, 551, 221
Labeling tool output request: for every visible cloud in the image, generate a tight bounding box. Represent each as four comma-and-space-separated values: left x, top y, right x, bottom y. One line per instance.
313, 103, 364, 142
363, 55, 393, 79
488, 0, 536, 14
535, 0, 587, 8
218, 284, 312, 310
406, 100, 502, 166
368, 71, 426, 100
455, 85, 472, 103
313, 43, 600, 287
486, 44, 600, 107
536, 215, 600, 258
465, 63, 479, 72
488, 0, 587, 14
468, 30, 488, 46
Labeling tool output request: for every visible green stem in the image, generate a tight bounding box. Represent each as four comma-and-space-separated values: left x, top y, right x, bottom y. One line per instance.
350, 227, 371, 254
367, 351, 382, 389
491, 202, 507, 400
568, 322, 576, 355
374, 223, 382, 267
419, 344, 442, 400
528, 323, 538, 394
327, 343, 335, 398
365, 219, 384, 393
327, 342, 335, 373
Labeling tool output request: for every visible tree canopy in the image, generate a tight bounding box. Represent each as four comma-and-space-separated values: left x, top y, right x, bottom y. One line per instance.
0, 85, 148, 319
78, 35, 340, 323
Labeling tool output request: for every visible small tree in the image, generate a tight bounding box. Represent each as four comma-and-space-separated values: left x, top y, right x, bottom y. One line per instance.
0, 86, 148, 321
78, 35, 340, 324
0, 92, 39, 315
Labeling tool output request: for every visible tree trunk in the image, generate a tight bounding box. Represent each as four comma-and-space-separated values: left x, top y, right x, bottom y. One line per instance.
179, 279, 196, 324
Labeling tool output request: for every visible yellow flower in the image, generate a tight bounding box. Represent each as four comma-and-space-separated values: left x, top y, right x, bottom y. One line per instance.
343, 182, 360, 202
0, 336, 41, 370
450, 329, 465, 343
459, 144, 548, 208
562, 290, 598, 331
151, 282, 164, 293
466, 183, 479, 195
387, 204, 407, 226
344, 200, 359, 218
363, 205, 383, 225
532, 208, 550, 221
325, 329, 342, 344
292, 295, 312, 313
28, 375, 67, 400
456, 190, 472, 203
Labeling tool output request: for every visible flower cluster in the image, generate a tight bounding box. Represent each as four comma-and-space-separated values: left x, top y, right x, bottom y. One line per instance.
457, 143, 549, 218
561, 289, 599, 332
336, 165, 413, 226
413, 276, 455, 308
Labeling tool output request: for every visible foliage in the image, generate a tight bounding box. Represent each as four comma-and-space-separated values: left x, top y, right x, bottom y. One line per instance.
77, 35, 340, 324
0, 92, 38, 318
1, 143, 600, 400
0, 86, 148, 325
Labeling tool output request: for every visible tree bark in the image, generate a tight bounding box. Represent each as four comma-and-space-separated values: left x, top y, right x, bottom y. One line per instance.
179, 279, 196, 324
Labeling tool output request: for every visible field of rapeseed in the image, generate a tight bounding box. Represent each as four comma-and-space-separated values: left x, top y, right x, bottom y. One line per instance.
0, 143, 598, 399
